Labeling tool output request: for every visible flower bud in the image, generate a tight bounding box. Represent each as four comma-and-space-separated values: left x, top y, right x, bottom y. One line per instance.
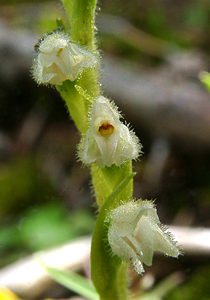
107, 200, 180, 274
32, 32, 97, 85
78, 96, 141, 167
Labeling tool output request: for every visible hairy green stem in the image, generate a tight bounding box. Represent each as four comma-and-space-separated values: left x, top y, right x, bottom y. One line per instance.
62, 0, 100, 100
91, 162, 133, 208
60, 0, 99, 134
62, 0, 97, 49
60, 1, 133, 299
57, 81, 88, 133
91, 174, 134, 300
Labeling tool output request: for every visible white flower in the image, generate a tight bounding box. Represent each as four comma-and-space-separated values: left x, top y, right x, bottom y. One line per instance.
78, 96, 141, 167
32, 32, 97, 85
107, 200, 180, 274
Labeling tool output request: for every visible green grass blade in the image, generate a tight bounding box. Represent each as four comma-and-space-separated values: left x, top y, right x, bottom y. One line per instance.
46, 267, 99, 300
199, 71, 210, 92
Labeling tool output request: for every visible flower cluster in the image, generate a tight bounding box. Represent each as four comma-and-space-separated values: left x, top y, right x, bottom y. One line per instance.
32, 30, 180, 278
78, 96, 141, 167
107, 200, 180, 274
32, 32, 97, 85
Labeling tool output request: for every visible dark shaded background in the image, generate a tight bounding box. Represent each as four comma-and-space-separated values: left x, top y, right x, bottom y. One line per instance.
0, 0, 210, 299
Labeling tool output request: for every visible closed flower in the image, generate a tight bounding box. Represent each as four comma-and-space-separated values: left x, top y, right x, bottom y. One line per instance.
32, 32, 97, 85
107, 200, 180, 274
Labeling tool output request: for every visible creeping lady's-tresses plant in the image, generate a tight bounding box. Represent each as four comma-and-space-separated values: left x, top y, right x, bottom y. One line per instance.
32, 1, 180, 299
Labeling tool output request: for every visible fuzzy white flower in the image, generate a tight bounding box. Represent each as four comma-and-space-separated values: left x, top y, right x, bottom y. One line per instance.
107, 200, 180, 274
32, 32, 97, 85
78, 96, 141, 167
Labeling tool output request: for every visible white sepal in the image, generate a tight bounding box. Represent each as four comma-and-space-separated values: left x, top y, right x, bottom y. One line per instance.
78, 96, 141, 167
107, 200, 180, 274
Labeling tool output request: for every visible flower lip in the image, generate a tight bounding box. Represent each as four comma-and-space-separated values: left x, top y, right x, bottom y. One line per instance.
98, 121, 115, 137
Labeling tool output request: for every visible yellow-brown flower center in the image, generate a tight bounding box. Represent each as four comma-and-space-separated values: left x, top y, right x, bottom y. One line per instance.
98, 122, 114, 136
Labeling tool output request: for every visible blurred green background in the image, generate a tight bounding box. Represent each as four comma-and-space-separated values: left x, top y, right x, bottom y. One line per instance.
0, 0, 210, 299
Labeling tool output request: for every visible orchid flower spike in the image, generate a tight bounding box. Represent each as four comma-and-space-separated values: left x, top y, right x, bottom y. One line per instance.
78, 96, 141, 167
107, 200, 180, 274
32, 32, 97, 85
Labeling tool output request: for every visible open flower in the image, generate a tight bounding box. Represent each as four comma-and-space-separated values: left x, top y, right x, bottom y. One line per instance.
107, 200, 180, 274
78, 96, 141, 167
32, 32, 97, 85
